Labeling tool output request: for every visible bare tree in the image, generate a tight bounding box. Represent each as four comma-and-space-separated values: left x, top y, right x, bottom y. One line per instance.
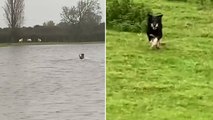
60, 0, 102, 25
3, 0, 24, 42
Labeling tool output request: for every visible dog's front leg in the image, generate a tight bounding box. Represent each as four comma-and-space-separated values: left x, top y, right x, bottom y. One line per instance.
156, 41, 160, 49
151, 38, 158, 49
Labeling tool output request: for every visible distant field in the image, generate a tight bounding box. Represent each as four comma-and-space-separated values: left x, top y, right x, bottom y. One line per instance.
107, 0, 213, 120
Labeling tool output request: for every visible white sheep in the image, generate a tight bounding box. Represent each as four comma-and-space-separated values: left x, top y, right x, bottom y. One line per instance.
38, 38, 42, 42
18, 38, 23, 42
27, 38, 32, 42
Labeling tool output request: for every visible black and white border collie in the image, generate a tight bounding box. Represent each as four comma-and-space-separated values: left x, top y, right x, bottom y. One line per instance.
79, 53, 84, 59
147, 13, 163, 49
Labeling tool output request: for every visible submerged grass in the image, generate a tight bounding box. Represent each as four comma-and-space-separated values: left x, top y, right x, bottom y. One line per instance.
107, 0, 213, 119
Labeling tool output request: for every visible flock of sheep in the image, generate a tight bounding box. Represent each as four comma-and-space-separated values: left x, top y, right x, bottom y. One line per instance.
18, 38, 42, 42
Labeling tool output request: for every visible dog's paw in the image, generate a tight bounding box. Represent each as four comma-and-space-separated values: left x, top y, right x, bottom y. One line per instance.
156, 42, 160, 49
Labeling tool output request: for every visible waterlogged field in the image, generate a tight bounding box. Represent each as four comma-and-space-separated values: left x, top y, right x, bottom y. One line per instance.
0, 43, 105, 120
107, 0, 213, 120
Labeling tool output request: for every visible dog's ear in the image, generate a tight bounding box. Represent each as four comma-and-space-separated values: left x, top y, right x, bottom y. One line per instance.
157, 14, 163, 18
148, 13, 153, 22
147, 13, 152, 23
148, 13, 153, 18
157, 14, 163, 22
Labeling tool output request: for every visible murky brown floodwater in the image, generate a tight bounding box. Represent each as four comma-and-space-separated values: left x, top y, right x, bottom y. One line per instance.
0, 43, 105, 120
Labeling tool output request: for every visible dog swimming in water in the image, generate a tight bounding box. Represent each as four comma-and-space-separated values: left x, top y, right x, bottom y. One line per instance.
147, 13, 163, 49
79, 53, 84, 59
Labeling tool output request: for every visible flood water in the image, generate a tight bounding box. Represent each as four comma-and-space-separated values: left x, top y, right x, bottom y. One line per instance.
0, 43, 105, 120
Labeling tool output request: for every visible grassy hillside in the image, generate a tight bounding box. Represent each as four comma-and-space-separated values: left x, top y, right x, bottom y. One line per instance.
106, 0, 213, 120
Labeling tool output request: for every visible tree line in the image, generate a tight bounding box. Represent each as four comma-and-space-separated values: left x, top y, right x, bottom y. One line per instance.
0, 0, 105, 43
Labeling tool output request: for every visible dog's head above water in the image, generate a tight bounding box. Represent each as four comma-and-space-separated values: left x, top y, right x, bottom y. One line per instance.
148, 13, 163, 30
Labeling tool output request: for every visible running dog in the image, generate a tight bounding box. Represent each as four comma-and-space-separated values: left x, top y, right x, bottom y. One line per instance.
147, 13, 163, 49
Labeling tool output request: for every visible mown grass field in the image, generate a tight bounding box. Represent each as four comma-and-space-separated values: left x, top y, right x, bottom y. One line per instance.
106, 0, 213, 119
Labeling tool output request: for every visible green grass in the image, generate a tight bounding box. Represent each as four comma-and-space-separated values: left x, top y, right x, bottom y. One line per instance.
106, 0, 213, 120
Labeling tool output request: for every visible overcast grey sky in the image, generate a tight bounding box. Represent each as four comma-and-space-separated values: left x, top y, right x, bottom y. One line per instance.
0, 0, 105, 28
